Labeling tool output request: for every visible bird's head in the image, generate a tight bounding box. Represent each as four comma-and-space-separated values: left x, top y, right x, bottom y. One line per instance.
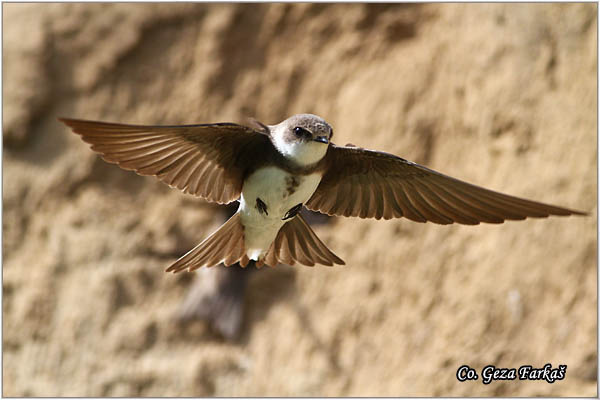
270, 114, 333, 166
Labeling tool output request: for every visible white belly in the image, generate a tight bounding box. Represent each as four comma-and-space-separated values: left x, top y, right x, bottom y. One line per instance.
238, 166, 322, 260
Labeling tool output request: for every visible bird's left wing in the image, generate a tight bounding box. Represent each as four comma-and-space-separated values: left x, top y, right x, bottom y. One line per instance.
306, 144, 586, 224
59, 118, 271, 204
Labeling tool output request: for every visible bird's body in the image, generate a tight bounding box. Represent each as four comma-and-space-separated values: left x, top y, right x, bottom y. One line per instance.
239, 166, 323, 260
59, 113, 586, 272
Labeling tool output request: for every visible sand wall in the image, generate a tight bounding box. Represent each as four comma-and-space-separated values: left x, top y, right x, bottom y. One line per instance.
3, 3, 597, 396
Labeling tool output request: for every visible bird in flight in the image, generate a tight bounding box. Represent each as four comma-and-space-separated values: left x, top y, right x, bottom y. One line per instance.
59, 114, 586, 272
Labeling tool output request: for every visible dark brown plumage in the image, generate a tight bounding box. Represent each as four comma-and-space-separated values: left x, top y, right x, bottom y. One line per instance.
307, 145, 586, 223
59, 118, 271, 204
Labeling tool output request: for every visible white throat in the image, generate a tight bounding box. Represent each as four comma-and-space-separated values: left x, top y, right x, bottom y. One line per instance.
272, 130, 328, 166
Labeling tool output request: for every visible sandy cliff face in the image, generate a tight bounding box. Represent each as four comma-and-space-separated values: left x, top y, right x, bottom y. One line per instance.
3, 3, 596, 396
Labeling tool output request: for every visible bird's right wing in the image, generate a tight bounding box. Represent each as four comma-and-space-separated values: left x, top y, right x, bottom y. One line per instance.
59, 118, 272, 204
306, 144, 586, 224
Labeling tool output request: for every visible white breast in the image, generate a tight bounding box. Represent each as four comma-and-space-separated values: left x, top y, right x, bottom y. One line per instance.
238, 166, 323, 260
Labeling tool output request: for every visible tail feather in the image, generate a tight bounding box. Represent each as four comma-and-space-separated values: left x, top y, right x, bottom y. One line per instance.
166, 212, 345, 273
262, 214, 345, 267
166, 213, 246, 273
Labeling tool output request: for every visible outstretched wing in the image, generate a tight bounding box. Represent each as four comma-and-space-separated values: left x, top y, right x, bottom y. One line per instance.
306, 144, 586, 224
60, 118, 271, 204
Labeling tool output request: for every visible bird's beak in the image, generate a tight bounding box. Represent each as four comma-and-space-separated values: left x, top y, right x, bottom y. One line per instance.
314, 136, 329, 144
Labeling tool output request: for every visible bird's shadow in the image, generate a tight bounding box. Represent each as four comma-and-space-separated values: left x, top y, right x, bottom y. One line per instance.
172, 206, 335, 345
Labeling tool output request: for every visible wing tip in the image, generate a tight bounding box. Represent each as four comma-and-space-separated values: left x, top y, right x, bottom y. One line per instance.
568, 209, 589, 217
57, 116, 74, 126
535, 206, 588, 218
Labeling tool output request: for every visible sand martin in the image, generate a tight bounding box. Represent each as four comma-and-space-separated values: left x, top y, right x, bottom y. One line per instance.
59, 114, 586, 271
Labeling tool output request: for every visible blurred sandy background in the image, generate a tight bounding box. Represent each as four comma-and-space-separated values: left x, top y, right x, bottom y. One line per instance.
2, 3, 597, 397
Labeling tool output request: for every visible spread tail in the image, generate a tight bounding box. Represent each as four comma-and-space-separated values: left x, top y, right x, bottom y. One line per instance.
261, 214, 345, 267
166, 212, 345, 273
166, 213, 250, 273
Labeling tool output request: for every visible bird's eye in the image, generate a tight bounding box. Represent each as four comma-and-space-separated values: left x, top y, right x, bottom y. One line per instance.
294, 127, 310, 137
